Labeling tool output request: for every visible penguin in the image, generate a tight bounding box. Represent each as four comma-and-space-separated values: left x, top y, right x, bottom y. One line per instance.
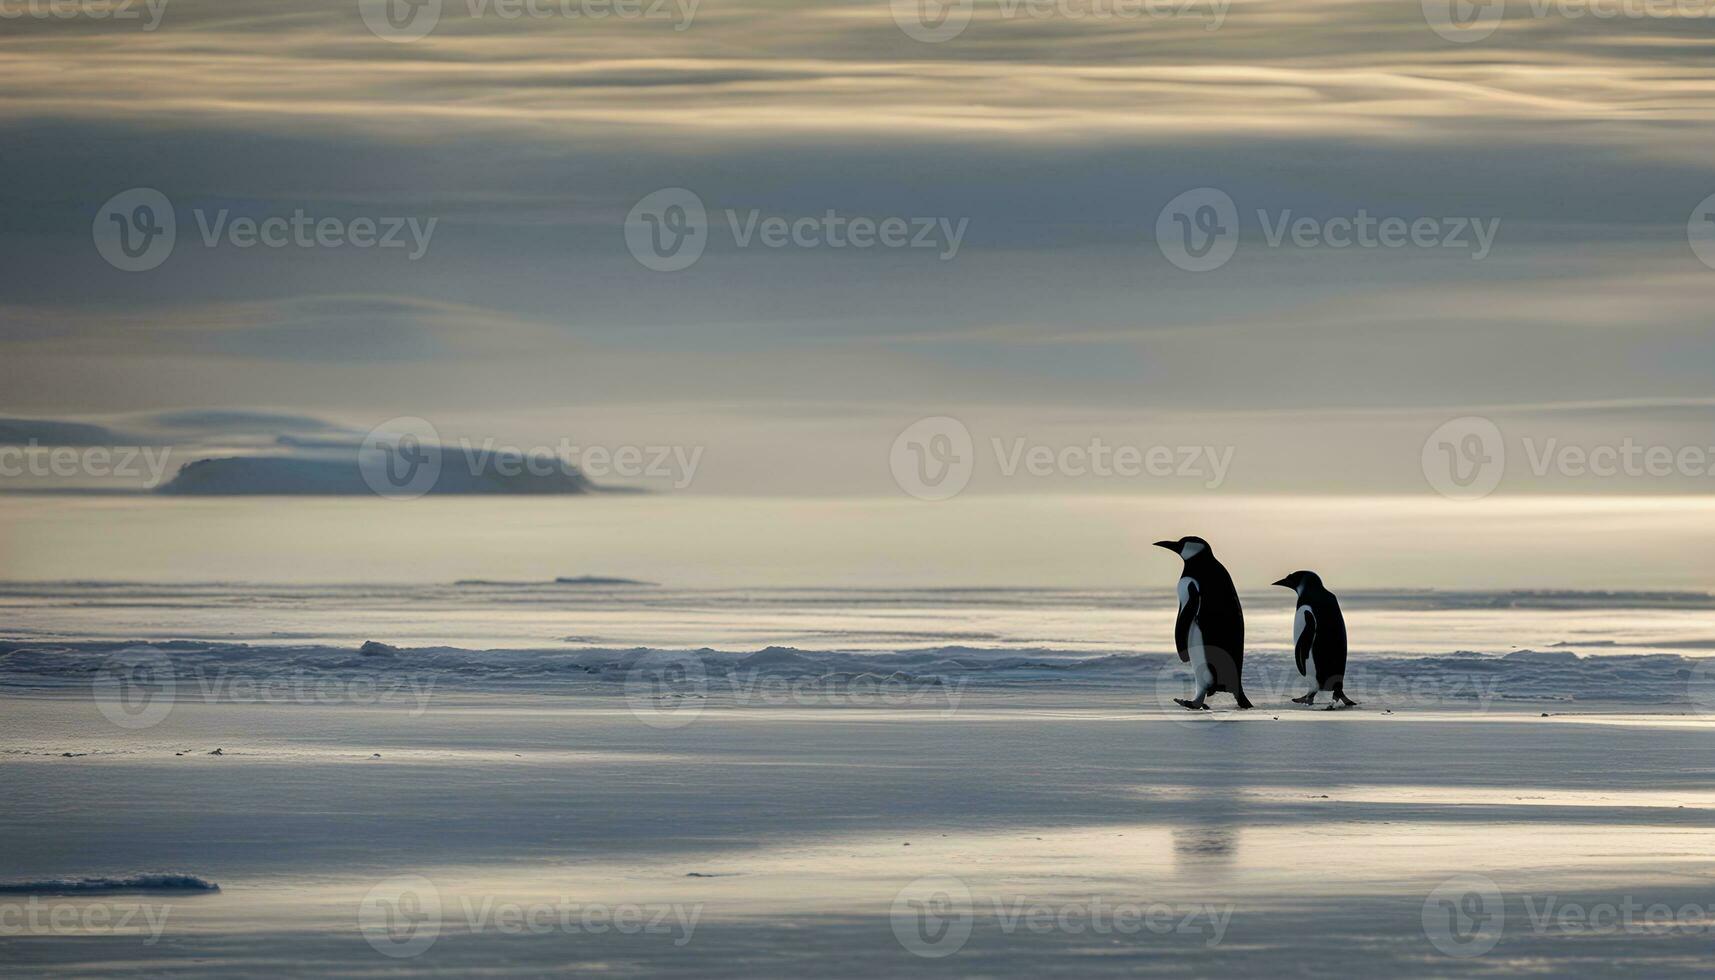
1153, 536, 1252, 710
1272, 570, 1357, 708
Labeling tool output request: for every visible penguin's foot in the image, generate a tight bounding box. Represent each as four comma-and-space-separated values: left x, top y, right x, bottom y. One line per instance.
1290, 694, 1315, 706
1234, 698, 1254, 710
1173, 698, 1210, 711
1335, 694, 1358, 707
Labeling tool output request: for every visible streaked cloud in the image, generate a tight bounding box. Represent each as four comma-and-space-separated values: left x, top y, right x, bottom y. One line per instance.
4, 0, 1715, 144
3, 0, 1715, 494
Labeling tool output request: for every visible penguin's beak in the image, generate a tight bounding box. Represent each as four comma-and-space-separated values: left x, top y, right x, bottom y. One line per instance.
1152, 540, 1179, 553
1272, 576, 1293, 588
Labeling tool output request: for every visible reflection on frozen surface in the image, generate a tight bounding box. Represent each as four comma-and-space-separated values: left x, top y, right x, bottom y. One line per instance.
1173, 826, 1239, 873
7, 640, 1715, 974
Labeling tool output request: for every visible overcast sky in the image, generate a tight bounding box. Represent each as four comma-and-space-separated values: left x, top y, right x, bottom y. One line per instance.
4, 0, 1715, 496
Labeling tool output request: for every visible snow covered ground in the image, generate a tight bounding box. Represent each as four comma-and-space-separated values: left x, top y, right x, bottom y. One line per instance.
6, 691, 1715, 976
5, 584, 1715, 976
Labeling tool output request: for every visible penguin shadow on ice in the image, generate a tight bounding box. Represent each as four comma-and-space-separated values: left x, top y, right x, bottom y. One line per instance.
1168, 779, 1253, 876
1172, 821, 1241, 876
1273, 570, 1358, 710
1139, 790, 1249, 878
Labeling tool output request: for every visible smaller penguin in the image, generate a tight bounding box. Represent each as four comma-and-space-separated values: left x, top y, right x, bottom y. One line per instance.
1272, 571, 1357, 708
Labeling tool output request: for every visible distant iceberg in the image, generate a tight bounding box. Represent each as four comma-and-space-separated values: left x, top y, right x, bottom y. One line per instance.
451, 577, 658, 587
0, 417, 125, 446
156, 454, 594, 495
0, 874, 221, 895
0, 409, 648, 496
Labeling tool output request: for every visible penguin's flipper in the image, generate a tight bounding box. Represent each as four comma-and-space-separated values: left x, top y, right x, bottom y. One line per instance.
1292, 605, 1316, 677
1174, 581, 1200, 665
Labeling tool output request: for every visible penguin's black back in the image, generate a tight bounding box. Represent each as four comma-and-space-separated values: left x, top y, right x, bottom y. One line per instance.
1184, 553, 1244, 667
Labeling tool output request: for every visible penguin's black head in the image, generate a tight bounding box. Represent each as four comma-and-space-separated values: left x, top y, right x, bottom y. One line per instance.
1273, 570, 1323, 592
1153, 536, 1211, 560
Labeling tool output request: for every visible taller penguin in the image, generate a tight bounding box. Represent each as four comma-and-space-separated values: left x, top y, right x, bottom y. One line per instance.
1153, 536, 1252, 710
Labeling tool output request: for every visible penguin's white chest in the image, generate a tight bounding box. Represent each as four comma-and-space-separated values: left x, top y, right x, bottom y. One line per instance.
1179, 578, 1213, 688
